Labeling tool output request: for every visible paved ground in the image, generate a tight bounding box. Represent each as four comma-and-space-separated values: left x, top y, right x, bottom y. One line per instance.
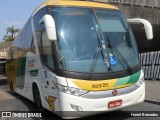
0, 85, 37, 120
145, 80, 160, 104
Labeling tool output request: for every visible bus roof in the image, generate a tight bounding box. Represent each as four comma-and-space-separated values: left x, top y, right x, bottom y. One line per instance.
45, 0, 118, 9
34, 0, 119, 13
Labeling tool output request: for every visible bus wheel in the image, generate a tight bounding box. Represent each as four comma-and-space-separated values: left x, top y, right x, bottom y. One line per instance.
33, 86, 44, 111
10, 80, 16, 96
9, 80, 11, 89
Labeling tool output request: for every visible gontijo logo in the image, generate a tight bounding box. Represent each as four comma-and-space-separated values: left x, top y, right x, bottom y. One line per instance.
28, 59, 36, 67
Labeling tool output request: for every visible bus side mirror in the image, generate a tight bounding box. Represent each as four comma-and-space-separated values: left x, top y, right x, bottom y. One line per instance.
127, 18, 153, 40
39, 14, 57, 41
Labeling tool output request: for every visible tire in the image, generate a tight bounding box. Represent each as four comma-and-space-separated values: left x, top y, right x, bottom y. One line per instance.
33, 86, 44, 111
10, 80, 16, 96
9, 80, 11, 89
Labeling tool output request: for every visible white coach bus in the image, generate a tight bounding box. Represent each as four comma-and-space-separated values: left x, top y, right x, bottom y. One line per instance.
7, 0, 153, 118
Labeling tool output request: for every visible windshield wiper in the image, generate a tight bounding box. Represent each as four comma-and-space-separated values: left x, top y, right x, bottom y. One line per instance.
87, 9, 111, 80
106, 33, 133, 75
87, 45, 101, 80
87, 42, 112, 80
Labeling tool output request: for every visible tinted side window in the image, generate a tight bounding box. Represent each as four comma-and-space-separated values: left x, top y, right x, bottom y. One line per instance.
41, 31, 54, 70
13, 18, 33, 50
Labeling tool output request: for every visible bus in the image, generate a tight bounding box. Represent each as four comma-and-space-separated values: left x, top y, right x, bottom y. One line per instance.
7, 0, 153, 118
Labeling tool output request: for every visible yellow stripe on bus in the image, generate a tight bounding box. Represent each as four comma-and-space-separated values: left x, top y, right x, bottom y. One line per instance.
44, 0, 119, 10
7, 59, 18, 92
70, 79, 133, 91
111, 84, 132, 89
70, 79, 117, 91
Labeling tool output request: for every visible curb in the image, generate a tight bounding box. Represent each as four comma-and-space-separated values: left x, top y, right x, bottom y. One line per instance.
145, 98, 160, 105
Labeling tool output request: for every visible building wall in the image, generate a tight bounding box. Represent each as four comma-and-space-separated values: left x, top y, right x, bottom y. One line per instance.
109, 0, 160, 7
0, 42, 12, 59
118, 5, 160, 24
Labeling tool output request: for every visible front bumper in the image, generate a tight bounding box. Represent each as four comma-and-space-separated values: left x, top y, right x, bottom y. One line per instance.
58, 82, 145, 118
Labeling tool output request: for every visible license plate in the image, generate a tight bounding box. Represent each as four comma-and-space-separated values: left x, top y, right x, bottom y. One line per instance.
108, 100, 122, 108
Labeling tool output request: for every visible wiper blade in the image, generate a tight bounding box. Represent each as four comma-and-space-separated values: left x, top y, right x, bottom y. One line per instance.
87, 45, 101, 80
87, 9, 111, 80
87, 43, 112, 80
106, 33, 133, 75
113, 47, 133, 74
86, 30, 111, 80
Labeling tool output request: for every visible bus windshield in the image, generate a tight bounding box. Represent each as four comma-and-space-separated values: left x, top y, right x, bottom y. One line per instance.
51, 8, 140, 73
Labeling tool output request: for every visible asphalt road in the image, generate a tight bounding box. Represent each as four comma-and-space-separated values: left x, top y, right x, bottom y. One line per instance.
0, 85, 160, 120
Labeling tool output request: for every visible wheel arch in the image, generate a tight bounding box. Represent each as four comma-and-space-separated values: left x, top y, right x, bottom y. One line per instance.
32, 81, 45, 107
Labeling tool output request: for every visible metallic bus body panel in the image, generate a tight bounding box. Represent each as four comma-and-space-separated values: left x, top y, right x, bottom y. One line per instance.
82, 84, 140, 99
7, 59, 18, 92
58, 82, 145, 113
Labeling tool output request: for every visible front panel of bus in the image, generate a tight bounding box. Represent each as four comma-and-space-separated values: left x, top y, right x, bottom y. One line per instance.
48, 7, 144, 113
39, 6, 145, 116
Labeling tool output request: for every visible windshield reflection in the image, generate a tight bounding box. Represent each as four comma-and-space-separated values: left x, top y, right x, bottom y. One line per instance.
51, 8, 140, 73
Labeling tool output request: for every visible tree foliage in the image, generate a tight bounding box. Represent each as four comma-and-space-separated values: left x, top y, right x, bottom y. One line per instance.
3, 26, 20, 42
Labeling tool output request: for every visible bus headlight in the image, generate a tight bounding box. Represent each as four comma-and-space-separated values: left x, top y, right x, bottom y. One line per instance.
135, 77, 144, 87
57, 84, 89, 96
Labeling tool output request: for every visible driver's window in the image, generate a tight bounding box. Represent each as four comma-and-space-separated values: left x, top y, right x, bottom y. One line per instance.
41, 31, 54, 70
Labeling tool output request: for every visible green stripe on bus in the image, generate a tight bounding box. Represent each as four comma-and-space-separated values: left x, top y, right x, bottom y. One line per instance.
113, 71, 141, 87
126, 71, 141, 84
113, 76, 130, 87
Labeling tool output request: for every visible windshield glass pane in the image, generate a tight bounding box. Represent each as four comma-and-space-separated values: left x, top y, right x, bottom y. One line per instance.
95, 10, 139, 69
51, 8, 140, 73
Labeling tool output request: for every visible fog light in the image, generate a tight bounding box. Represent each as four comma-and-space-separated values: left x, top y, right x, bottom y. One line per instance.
70, 104, 82, 112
